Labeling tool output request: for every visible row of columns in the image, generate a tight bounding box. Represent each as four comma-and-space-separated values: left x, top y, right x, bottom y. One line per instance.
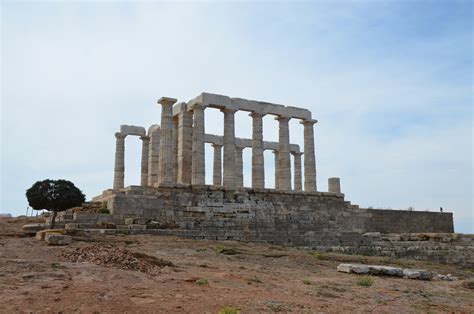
113, 98, 317, 192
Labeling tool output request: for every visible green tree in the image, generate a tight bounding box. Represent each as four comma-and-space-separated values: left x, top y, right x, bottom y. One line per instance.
26, 179, 85, 228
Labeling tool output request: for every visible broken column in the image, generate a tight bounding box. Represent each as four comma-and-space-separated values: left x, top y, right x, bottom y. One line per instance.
301, 119, 317, 192
250, 112, 265, 189
113, 132, 126, 190
191, 103, 206, 185
222, 108, 236, 190
158, 97, 177, 185
328, 177, 341, 194
212, 143, 222, 186
276, 115, 291, 190
292, 151, 303, 191
140, 135, 150, 186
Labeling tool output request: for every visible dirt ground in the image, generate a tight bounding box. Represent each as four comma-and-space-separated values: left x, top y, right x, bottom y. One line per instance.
1, 217, 473, 313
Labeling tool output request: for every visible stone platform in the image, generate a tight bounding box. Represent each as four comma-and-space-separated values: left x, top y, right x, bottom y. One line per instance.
91, 185, 454, 247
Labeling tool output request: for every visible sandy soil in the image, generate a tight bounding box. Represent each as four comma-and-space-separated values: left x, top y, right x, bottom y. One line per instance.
0, 217, 473, 313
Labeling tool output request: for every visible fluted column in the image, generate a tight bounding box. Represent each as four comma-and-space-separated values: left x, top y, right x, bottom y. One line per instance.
191, 104, 206, 185
273, 150, 280, 189
250, 112, 265, 189
301, 119, 317, 191
292, 151, 303, 191
147, 126, 160, 186
113, 132, 126, 190
276, 116, 291, 190
235, 146, 244, 188
222, 108, 236, 190
158, 97, 177, 185
140, 136, 150, 187
177, 110, 193, 184
212, 144, 222, 186
173, 116, 178, 183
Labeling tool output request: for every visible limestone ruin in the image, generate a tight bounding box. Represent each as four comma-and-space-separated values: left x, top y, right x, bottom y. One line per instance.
89, 92, 455, 253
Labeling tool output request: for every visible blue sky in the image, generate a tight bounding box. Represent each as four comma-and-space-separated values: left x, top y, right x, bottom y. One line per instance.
1, 1, 472, 233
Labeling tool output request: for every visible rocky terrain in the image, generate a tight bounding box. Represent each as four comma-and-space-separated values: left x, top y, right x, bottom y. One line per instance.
1, 217, 473, 313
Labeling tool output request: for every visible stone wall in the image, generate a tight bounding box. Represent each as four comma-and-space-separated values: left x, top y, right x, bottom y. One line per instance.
93, 186, 454, 247
364, 209, 454, 233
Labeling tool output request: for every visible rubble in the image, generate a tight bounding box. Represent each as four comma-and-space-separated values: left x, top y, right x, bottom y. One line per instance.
60, 245, 173, 274
337, 263, 450, 281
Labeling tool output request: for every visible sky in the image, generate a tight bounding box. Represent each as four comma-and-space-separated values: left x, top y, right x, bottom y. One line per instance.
1, 1, 472, 233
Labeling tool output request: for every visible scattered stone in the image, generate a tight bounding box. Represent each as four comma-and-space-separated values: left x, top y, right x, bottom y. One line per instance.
434, 273, 458, 281
337, 263, 369, 274
403, 269, 432, 280
45, 234, 72, 246
128, 224, 147, 230
36, 229, 66, 241
363, 232, 381, 237
65, 223, 79, 230
368, 265, 403, 277
124, 218, 135, 225
22, 223, 45, 235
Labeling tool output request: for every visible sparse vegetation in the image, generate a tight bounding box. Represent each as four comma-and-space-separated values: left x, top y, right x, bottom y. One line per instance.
218, 306, 240, 314
309, 250, 328, 260
357, 275, 374, 287
213, 245, 241, 255
462, 280, 474, 289
195, 278, 208, 286
247, 276, 262, 284
303, 278, 312, 285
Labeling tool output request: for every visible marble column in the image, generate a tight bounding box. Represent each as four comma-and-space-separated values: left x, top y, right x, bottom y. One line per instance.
328, 177, 341, 194
250, 112, 265, 189
173, 116, 178, 183
292, 151, 303, 191
276, 116, 291, 190
191, 104, 206, 185
235, 146, 244, 188
273, 150, 280, 189
222, 108, 236, 190
177, 110, 193, 184
147, 126, 160, 186
301, 119, 317, 192
158, 97, 177, 185
113, 132, 126, 190
212, 144, 222, 186
140, 136, 150, 187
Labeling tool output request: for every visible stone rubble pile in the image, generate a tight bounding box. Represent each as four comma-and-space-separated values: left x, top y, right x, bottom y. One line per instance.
337, 263, 458, 281
60, 245, 173, 274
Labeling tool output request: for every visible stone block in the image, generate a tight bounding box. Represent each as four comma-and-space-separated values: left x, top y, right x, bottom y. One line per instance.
45, 234, 72, 245
128, 224, 147, 230
403, 269, 432, 280
337, 263, 369, 274
36, 229, 66, 241
124, 218, 135, 225
22, 223, 45, 235
368, 265, 403, 277
65, 223, 79, 230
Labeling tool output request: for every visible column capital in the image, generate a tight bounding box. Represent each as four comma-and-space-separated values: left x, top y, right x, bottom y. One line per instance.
115, 132, 126, 139
275, 115, 290, 123
235, 146, 244, 152
249, 111, 265, 118
291, 151, 303, 157
140, 135, 150, 141
300, 119, 318, 126
221, 107, 237, 114
211, 143, 223, 149
272, 149, 279, 154
189, 102, 206, 111
158, 97, 177, 106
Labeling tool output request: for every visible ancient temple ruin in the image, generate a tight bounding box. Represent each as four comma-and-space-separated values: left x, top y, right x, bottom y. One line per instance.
93, 92, 453, 246
112, 93, 320, 193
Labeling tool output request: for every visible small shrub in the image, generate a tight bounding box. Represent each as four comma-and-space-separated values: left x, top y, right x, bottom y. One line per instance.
303, 278, 312, 285
357, 275, 374, 287
195, 278, 208, 286
99, 208, 110, 214
213, 245, 241, 255
309, 251, 328, 260
218, 306, 240, 314
247, 276, 262, 284
462, 280, 474, 289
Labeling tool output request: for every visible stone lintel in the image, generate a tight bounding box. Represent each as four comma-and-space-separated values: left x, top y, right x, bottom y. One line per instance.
120, 125, 146, 137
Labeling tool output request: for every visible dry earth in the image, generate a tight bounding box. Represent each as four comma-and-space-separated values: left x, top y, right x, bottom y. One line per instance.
1, 217, 473, 313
